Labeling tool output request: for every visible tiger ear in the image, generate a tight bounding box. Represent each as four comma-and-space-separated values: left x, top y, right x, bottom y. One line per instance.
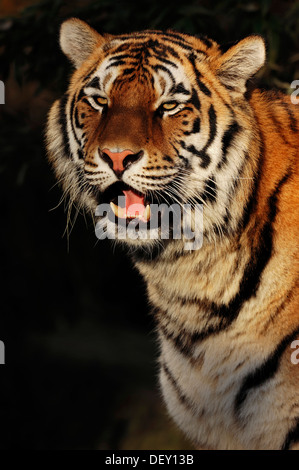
216, 36, 266, 94
60, 18, 105, 68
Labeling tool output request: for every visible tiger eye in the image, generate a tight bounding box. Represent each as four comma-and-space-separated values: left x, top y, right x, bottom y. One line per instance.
95, 96, 108, 106
163, 102, 178, 111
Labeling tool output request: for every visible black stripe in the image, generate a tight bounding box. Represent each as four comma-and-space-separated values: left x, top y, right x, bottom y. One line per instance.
169, 141, 189, 165
140, 38, 181, 60
146, 37, 182, 58
122, 46, 149, 58
106, 59, 126, 69
235, 327, 299, 417
261, 283, 298, 333
143, 174, 173, 180
108, 53, 132, 61
217, 121, 241, 169
190, 88, 201, 110
163, 37, 197, 52
207, 105, 217, 144
77, 149, 84, 160
163, 38, 207, 55
269, 107, 291, 146
159, 315, 221, 358
74, 107, 83, 129
178, 155, 189, 167
187, 145, 211, 168
152, 64, 175, 85
108, 42, 133, 54
162, 362, 194, 410
118, 30, 191, 48
77, 89, 85, 102
116, 74, 136, 87
194, 34, 213, 49
170, 82, 190, 96
70, 95, 82, 148
211, 216, 230, 238
201, 176, 217, 203
161, 44, 180, 59
117, 34, 147, 40
191, 117, 200, 134
188, 53, 211, 96
121, 68, 136, 75
146, 31, 196, 52
183, 118, 200, 136
152, 30, 191, 43
154, 303, 214, 358
81, 64, 101, 84
280, 101, 298, 133
196, 75, 212, 97
227, 168, 293, 319
185, 104, 215, 168
282, 418, 299, 450
238, 123, 264, 231
58, 93, 71, 157
81, 97, 90, 107
153, 55, 178, 68
85, 76, 100, 89
85, 169, 104, 175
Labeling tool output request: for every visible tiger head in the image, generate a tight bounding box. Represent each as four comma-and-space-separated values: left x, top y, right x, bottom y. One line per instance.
46, 19, 265, 252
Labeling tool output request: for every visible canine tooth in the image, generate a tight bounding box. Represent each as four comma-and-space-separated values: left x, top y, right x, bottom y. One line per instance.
143, 204, 151, 221
110, 202, 118, 217
110, 202, 126, 218
110, 201, 118, 216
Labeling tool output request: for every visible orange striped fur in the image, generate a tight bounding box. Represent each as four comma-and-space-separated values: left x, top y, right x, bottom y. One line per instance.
46, 19, 299, 449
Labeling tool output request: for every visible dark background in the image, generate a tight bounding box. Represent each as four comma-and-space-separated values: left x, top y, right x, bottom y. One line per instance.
0, 0, 298, 450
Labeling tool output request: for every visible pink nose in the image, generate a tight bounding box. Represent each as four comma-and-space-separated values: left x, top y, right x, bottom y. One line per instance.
101, 148, 143, 176
102, 149, 134, 173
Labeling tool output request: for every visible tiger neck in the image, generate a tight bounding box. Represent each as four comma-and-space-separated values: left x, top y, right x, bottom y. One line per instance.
134, 232, 249, 334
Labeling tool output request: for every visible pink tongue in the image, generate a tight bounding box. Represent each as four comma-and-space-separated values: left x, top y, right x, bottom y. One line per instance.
123, 190, 145, 218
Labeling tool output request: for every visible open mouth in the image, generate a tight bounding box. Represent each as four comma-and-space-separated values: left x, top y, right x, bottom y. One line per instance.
101, 182, 151, 223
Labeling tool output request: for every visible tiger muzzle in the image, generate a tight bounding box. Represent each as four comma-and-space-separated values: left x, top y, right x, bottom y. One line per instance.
100, 148, 144, 177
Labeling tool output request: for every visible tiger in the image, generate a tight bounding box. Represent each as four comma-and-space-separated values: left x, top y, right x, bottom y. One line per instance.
46, 18, 299, 450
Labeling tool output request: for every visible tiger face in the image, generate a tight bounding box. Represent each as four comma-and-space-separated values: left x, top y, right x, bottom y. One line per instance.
47, 19, 265, 249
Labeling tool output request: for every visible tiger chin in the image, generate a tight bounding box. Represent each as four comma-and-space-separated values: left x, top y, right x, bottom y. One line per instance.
46, 18, 299, 450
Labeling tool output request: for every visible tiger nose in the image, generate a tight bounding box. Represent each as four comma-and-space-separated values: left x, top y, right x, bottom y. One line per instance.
101, 148, 144, 177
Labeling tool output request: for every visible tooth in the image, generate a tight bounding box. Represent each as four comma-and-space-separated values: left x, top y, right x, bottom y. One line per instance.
110, 202, 126, 218
143, 204, 151, 221
110, 201, 118, 216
